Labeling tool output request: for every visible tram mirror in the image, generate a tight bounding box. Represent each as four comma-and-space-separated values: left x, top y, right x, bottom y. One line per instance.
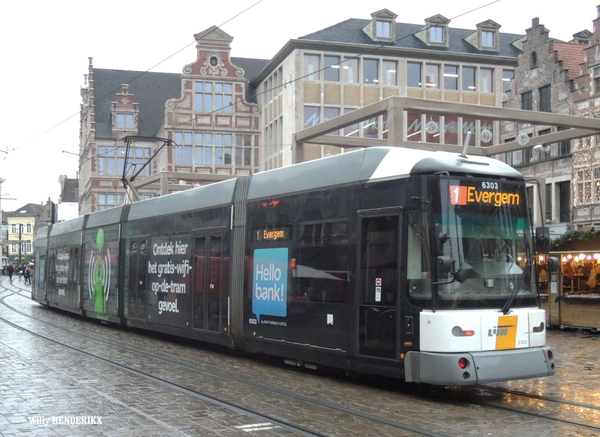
547, 256, 560, 273
535, 227, 551, 253
454, 263, 473, 284
436, 256, 452, 277
435, 223, 449, 254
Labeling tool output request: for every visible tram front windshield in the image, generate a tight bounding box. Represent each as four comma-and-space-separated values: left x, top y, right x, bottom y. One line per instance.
407, 177, 537, 310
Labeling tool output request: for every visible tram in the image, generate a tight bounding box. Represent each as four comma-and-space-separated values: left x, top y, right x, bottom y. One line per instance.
32, 146, 555, 385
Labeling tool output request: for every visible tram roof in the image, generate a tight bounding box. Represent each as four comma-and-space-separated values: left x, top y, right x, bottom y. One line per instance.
247, 147, 523, 200
127, 178, 238, 222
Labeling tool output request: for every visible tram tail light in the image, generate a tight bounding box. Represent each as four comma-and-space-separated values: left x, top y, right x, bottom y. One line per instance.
458, 357, 470, 369
452, 326, 475, 337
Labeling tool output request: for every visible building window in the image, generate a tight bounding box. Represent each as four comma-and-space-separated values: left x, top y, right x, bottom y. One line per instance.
425, 64, 439, 89
363, 59, 379, 84
174, 132, 193, 165
174, 131, 250, 167
323, 107, 340, 135
481, 68, 493, 93
304, 106, 320, 129
430, 26, 443, 43
502, 69, 514, 93
383, 61, 397, 86
98, 145, 150, 177
303, 54, 320, 81
522, 147, 532, 164
559, 181, 571, 222
594, 168, 600, 204
521, 91, 533, 110
408, 62, 421, 88
98, 193, 125, 211
531, 52, 538, 68
462, 66, 476, 91
26, 224, 32, 234
343, 108, 359, 137
504, 137, 515, 165
537, 129, 551, 160
443, 65, 458, 90
481, 31, 495, 47
576, 169, 592, 205
539, 85, 551, 112
558, 127, 571, 156
546, 184, 552, 222
324, 56, 340, 82
116, 113, 134, 129
342, 57, 358, 83
194, 81, 233, 113
214, 134, 233, 165
376, 21, 391, 38
593, 66, 600, 94
234, 134, 254, 166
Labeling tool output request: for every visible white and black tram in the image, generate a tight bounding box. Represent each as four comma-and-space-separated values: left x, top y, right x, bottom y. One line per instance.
32, 146, 556, 385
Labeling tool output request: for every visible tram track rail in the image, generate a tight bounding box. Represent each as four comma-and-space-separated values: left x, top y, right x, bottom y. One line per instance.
0, 284, 448, 437
3, 280, 599, 436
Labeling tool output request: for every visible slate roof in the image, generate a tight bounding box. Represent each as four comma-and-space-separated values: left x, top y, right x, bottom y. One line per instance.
7, 203, 43, 217
298, 18, 524, 58
92, 68, 181, 139
92, 57, 269, 140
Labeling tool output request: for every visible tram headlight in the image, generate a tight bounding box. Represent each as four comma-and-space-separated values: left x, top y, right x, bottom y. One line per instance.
452, 326, 475, 337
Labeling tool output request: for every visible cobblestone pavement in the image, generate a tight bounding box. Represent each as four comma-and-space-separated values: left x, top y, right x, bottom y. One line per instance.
1, 277, 599, 436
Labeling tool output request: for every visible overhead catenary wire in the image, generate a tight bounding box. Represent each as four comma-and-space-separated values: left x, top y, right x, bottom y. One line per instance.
12, 0, 500, 157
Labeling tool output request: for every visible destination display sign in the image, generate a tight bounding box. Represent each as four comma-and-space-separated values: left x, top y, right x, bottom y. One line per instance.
252, 226, 292, 242
450, 183, 521, 207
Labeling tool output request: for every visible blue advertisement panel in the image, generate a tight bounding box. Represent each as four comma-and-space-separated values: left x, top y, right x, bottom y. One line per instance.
252, 248, 288, 324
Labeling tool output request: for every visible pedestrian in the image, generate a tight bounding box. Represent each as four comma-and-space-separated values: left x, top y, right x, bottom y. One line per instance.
24, 265, 31, 285
7, 264, 14, 281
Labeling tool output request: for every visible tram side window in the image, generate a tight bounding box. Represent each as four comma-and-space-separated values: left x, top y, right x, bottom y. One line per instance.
406, 212, 432, 308
294, 221, 349, 303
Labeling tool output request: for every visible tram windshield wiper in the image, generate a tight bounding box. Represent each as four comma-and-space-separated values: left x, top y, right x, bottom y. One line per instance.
501, 258, 530, 315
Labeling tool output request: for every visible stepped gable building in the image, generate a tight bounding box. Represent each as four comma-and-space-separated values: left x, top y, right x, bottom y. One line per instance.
498, 6, 600, 235
78, 9, 526, 213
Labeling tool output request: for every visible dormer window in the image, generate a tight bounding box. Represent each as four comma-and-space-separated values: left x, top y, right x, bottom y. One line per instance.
376, 20, 391, 38
464, 20, 500, 52
116, 113, 134, 129
481, 31, 495, 48
430, 26, 443, 43
417, 15, 450, 47
363, 9, 397, 42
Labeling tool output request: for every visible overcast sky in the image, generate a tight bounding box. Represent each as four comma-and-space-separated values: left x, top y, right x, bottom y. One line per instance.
1, 0, 596, 211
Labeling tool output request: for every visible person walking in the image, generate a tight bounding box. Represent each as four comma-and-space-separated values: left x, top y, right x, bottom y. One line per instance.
24, 265, 31, 285
7, 264, 14, 282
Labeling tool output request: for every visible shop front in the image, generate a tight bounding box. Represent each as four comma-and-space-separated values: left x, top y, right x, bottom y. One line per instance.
541, 231, 600, 331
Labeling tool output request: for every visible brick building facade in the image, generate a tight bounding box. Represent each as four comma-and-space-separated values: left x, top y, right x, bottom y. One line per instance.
498, 6, 600, 235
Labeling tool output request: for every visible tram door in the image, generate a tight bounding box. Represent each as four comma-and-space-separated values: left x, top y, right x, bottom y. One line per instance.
358, 214, 400, 359
192, 231, 227, 333
128, 239, 148, 320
